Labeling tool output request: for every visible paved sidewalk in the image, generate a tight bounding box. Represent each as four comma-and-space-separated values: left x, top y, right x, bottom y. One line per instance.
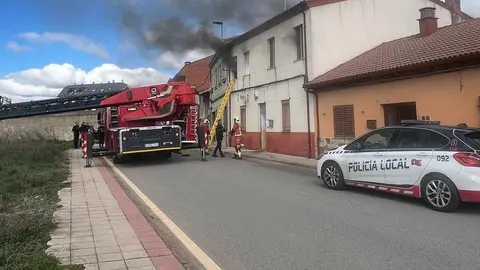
46, 150, 183, 270
220, 146, 317, 169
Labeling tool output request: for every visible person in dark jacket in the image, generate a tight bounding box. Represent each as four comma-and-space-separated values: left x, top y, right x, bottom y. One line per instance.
78, 122, 89, 133
72, 122, 80, 149
97, 125, 105, 148
212, 120, 225, 157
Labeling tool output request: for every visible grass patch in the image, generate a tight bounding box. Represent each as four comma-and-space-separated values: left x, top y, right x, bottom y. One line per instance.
0, 132, 83, 270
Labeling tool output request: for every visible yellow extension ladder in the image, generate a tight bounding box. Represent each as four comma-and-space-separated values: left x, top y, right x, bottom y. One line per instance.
206, 80, 235, 149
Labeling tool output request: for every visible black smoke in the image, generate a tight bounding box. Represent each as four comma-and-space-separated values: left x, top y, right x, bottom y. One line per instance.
29, 0, 303, 65
115, 0, 303, 55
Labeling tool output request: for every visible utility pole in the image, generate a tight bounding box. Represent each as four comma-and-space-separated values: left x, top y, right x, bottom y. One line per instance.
212, 21, 224, 41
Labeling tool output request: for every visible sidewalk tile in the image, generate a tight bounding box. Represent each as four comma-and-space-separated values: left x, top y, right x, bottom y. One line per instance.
47, 150, 183, 270
151, 255, 184, 270
98, 252, 124, 262
99, 260, 127, 270
122, 250, 148, 260
125, 258, 154, 268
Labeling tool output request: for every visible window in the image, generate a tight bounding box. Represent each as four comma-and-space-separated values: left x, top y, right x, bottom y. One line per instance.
390, 129, 450, 149
216, 65, 221, 85
281, 100, 291, 131
362, 129, 396, 150
244, 51, 250, 75
231, 56, 238, 79
333, 105, 355, 138
240, 106, 246, 132
463, 131, 480, 150
268, 37, 275, 68
294, 24, 304, 59
346, 129, 396, 151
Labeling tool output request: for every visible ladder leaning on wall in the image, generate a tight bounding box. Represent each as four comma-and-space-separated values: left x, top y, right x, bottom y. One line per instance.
206, 80, 235, 149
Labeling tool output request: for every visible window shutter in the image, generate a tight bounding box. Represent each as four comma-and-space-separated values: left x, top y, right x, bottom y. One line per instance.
344, 105, 354, 137
333, 105, 355, 138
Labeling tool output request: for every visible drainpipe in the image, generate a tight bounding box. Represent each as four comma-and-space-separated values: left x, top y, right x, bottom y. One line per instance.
302, 10, 313, 159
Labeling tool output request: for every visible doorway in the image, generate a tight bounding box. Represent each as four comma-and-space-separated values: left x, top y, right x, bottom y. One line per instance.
259, 103, 267, 150
383, 102, 417, 126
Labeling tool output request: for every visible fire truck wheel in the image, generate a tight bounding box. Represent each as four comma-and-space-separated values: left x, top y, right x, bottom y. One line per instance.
155, 151, 172, 160
112, 155, 124, 164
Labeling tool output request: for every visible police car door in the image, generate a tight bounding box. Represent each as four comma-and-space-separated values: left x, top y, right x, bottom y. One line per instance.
344, 128, 396, 184
383, 128, 435, 186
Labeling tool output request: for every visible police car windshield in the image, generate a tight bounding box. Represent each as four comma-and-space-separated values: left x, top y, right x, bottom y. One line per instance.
463, 131, 480, 150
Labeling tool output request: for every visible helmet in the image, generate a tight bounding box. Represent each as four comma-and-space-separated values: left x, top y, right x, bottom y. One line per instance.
233, 117, 240, 124
203, 119, 209, 124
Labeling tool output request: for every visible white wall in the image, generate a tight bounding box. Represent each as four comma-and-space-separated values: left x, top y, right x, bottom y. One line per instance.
210, 58, 229, 105
232, 14, 306, 89
229, 13, 316, 134
231, 76, 316, 133
308, 0, 457, 78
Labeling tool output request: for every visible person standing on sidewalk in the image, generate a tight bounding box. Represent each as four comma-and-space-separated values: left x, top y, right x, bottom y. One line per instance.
72, 122, 80, 149
85, 128, 94, 167
212, 119, 225, 157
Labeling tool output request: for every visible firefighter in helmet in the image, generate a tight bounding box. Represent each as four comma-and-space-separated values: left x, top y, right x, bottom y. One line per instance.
197, 118, 210, 161
230, 116, 243, 159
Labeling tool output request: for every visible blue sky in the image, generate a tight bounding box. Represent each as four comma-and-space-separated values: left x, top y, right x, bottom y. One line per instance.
0, 0, 478, 102
0, 0, 242, 76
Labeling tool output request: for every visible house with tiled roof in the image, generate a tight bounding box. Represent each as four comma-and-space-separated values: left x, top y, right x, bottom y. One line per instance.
174, 55, 214, 120
305, 7, 480, 153
175, 55, 213, 94
207, 0, 469, 158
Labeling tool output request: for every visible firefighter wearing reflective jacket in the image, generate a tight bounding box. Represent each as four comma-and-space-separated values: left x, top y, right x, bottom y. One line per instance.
197, 119, 210, 161
230, 116, 243, 159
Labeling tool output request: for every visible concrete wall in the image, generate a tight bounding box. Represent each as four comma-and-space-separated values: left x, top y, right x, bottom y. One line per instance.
0, 111, 98, 141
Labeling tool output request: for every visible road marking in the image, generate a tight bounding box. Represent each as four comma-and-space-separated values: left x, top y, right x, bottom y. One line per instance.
104, 158, 222, 270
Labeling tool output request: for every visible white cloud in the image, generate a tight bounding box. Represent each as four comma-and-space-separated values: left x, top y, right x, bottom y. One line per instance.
463, 0, 480, 17
0, 63, 171, 103
119, 40, 135, 51
19, 32, 109, 58
157, 49, 213, 70
5, 41, 31, 53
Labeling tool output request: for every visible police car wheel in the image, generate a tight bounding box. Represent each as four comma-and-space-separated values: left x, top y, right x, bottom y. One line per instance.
421, 174, 460, 213
321, 161, 345, 190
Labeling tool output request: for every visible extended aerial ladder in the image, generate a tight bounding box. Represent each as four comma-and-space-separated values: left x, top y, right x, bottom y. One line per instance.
0, 83, 129, 120
206, 80, 235, 149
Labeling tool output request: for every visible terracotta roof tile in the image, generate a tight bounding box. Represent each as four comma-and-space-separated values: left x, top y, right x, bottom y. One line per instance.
176, 55, 214, 93
306, 19, 480, 89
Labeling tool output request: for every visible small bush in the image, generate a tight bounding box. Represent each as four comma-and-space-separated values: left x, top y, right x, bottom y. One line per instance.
0, 132, 82, 269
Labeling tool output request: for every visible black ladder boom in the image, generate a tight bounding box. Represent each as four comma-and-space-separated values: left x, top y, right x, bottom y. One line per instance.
0, 93, 119, 120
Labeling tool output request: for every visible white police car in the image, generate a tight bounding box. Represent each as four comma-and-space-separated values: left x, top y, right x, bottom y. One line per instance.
317, 120, 480, 212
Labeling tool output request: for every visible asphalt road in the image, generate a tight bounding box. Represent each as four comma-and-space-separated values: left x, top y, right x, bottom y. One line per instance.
116, 151, 480, 270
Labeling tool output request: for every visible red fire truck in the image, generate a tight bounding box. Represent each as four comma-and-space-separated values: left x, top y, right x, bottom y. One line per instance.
0, 76, 200, 163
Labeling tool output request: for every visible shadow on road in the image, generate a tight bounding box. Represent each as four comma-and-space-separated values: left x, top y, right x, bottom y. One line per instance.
313, 181, 480, 214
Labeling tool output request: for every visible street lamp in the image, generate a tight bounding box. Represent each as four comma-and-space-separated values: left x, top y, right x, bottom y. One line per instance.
212, 21, 224, 41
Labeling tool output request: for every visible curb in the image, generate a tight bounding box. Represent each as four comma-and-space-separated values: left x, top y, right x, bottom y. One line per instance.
101, 157, 222, 270
222, 149, 317, 169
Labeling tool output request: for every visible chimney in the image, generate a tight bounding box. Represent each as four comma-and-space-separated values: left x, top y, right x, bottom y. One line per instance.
418, 7, 438, 37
